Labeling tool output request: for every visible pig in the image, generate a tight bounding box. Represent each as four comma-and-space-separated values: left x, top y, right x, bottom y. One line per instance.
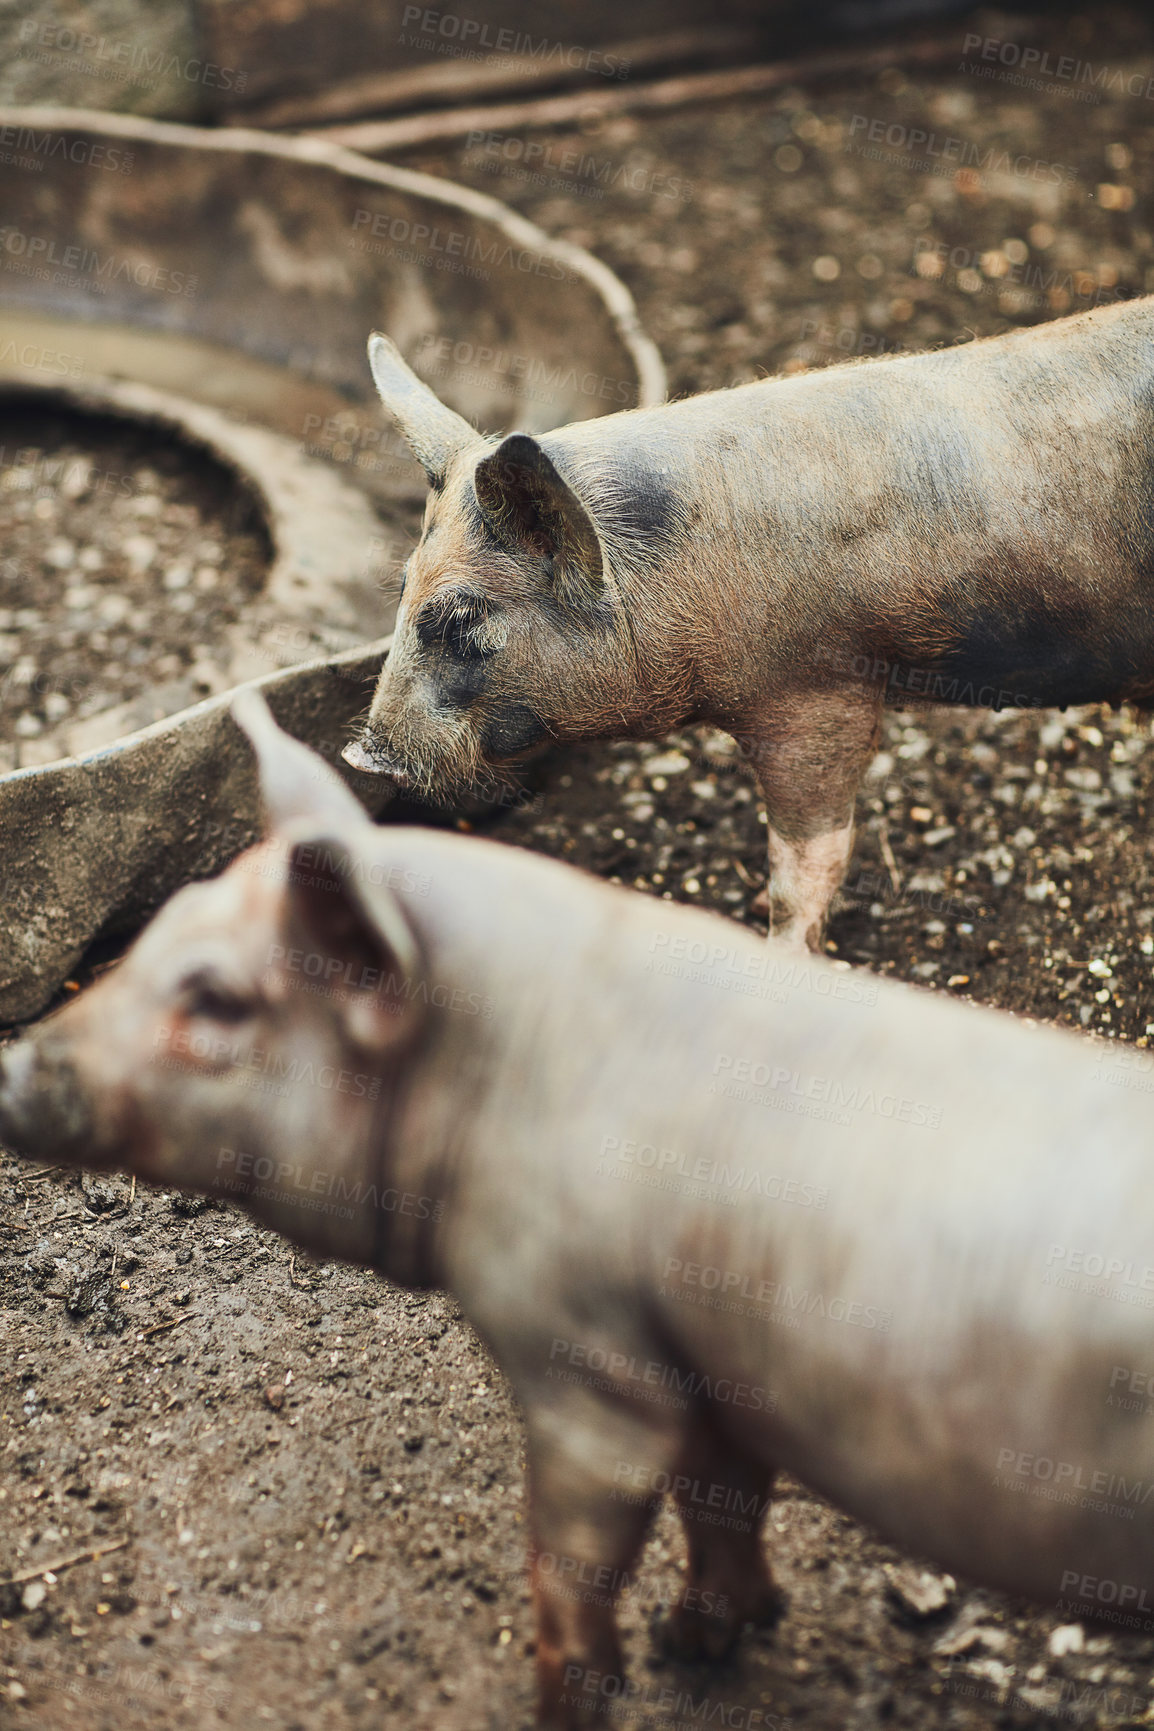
7, 695, 1154, 1728
344, 302, 1154, 948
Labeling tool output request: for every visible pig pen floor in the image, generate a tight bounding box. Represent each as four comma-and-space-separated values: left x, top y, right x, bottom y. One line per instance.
7, 4, 1154, 1725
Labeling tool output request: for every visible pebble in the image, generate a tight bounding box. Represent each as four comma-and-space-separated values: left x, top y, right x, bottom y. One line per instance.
45, 536, 75, 569
122, 534, 157, 572
646, 751, 691, 776
1049, 1623, 1084, 1658
885, 1562, 954, 1618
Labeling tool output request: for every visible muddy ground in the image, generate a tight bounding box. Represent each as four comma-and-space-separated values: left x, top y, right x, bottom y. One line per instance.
7, 4, 1154, 1726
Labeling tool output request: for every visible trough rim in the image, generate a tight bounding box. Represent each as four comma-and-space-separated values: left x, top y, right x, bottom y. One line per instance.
0, 104, 669, 413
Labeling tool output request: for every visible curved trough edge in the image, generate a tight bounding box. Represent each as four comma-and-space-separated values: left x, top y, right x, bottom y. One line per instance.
0, 370, 388, 682
0, 635, 394, 1027
0, 106, 669, 412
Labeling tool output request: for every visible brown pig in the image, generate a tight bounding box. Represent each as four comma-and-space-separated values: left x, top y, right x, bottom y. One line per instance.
6, 695, 1154, 1727
344, 303, 1154, 947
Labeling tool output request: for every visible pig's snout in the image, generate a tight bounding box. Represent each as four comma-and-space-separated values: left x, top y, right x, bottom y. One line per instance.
0, 1037, 100, 1166
341, 735, 411, 783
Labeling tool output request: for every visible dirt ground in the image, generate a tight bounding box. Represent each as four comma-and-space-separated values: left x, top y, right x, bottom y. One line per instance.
0, 405, 269, 775
8, 4, 1154, 1726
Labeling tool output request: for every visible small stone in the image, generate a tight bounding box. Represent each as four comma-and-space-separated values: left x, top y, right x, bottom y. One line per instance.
885, 1562, 954, 1619
1049, 1623, 1084, 1658
46, 536, 76, 569
122, 534, 157, 572
264, 1385, 285, 1411
646, 752, 691, 777
934, 1620, 1003, 1657
97, 593, 131, 624
21, 1580, 47, 1611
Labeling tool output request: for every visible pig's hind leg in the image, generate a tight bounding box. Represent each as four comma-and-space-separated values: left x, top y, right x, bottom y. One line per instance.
746, 690, 882, 950
658, 1412, 784, 1662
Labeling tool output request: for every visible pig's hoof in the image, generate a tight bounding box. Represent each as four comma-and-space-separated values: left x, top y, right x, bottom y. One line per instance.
656, 1581, 786, 1662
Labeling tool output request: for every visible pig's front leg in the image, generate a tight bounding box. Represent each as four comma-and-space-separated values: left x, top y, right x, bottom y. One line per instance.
744, 689, 882, 950
524, 1398, 680, 1729
659, 1415, 783, 1661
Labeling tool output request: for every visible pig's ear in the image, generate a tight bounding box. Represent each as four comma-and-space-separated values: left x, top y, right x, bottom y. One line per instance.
283, 833, 423, 1051
473, 433, 604, 602
368, 332, 477, 488
232, 688, 369, 833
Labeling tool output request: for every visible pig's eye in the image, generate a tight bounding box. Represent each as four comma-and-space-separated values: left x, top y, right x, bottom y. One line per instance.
416, 590, 503, 659
178, 972, 252, 1025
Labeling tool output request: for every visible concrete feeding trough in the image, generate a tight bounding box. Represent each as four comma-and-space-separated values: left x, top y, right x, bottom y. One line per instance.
0, 106, 664, 1022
